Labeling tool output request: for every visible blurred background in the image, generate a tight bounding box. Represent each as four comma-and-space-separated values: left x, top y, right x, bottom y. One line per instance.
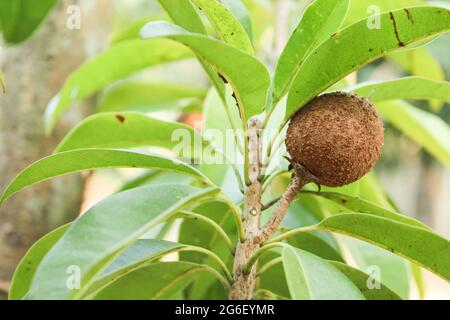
0, 0, 449, 299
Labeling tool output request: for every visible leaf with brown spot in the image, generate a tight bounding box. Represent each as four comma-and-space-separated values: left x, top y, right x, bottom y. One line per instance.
285, 6, 450, 122
115, 114, 126, 123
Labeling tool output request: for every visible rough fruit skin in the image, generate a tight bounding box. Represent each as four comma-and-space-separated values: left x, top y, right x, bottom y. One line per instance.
286, 92, 384, 187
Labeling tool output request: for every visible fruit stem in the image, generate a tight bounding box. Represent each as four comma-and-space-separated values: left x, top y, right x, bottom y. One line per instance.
256, 163, 316, 243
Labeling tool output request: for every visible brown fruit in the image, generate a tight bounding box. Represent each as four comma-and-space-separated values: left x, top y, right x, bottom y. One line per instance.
286, 92, 384, 187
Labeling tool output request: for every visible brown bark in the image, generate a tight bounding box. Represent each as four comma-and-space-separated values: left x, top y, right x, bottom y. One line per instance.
0, 0, 111, 298
229, 119, 262, 300
229, 127, 316, 299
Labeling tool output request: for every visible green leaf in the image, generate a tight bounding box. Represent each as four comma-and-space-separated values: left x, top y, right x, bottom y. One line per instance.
110, 16, 167, 44
88, 239, 183, 295
158, 0, 206, 33
284, 196, 341, 249
220, 0, 253, 40
92, 262, 215, 300
388, 47, 445, 111
331, 176, 412, 298
117, 171, 194, 193
358, 173, 393, 209
285, 6, 450, 122
388, 47, 445, 81
191, 0, 253, 54
0, 68, 5, 93
306, 191, 430, 230
284, 197, 326, 227
317, 213, 450, 281
97, 82, 206, 113
350, 77, 450, 105
157, 0, 228, 104
55, 112, 205, 155
282, 246, 365, 300
377, 101, 450, 167
158, 0, 229, 99
52, 112, 233, 187
44, 39, 192, 133
0, 149, 213, 206
179, 201, 235, 299
201, 88, 242, 186
320, 177, 412, 298
258, 251, 290, 298
0, 0, 57, 44
140, 21, 270, 122
9, 224, 69, 300
342, 238, 410, 299
274, 0, 349, 101
344, 0, 425, 25
287, 233, 345, 263
27, 184, 219, 299
410, 263, 426, 299
330, 261, 402, 300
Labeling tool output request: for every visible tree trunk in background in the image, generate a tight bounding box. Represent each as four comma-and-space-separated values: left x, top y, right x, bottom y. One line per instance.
0, 0, 111, 298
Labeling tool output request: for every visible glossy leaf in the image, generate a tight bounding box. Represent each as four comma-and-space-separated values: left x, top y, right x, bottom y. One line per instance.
88, 239, 183, 295
258, 251, 290, 298
284, 196, 341, 250
306, 191, 430, 230
179, 201, 236, 300
318, 213, 450, 281
388, 48, 445, 111
343, 238, 410, 299
158, 0, 206, 33
274, 0, 349, 101
118, 171, 194, 192
377, 101, 450, 167
191, 0, 253, 54
0, 149, 213, 206
0, 0, 57, 44
97, 82, 206, 112
331, 261, 402, 300
321, 177, 412, 299
9, 224, 69, 300
27, 184, 219, 299
296, 184, 412, 298
157, 0, 228, 101
141, 21, 270, 121
287, 233, 344, 263
92, 262, 215, 300
55, 112, 205, 154
282, 246, 365, 300
221, 0, 253, 40
350, 77, 450, 105
344, 0, 425, 25
285, 6, 450, 122
44, 39, 192, 133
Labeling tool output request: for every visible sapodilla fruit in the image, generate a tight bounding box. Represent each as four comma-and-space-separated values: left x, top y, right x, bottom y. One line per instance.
286, 92, 384, 187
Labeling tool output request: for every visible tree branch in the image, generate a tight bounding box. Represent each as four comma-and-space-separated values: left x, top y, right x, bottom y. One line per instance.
256, 163, 317, 242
